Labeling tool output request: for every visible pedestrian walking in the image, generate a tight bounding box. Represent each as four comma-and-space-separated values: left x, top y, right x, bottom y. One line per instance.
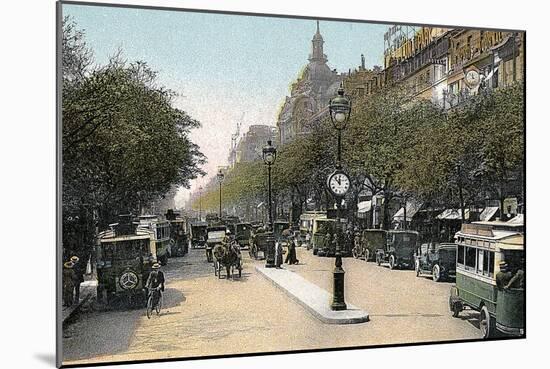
71, 255, 84, 304
62, 261, 75, 307
284, 231, 299, 265
275, 241, 284, 268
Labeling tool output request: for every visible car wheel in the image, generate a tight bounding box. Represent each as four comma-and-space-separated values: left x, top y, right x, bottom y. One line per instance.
352, 248, 359, 259
433, 264, 441, 282
364, 249, 370, 262
389, 255, 396, 270
479, 305, 495, 339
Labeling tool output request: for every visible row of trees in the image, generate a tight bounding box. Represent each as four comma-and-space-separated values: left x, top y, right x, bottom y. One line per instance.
194, 81, 524, 230
62, 18, 205, 252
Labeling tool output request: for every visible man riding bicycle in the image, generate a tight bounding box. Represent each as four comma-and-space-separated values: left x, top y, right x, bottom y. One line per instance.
146, 262, 165, 308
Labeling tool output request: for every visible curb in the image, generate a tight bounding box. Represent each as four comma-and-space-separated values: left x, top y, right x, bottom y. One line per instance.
62, 290, 93, 324
255, 265, 369, 324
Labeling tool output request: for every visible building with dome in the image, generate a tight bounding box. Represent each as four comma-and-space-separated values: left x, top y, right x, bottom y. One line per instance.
276, 21, 344, 146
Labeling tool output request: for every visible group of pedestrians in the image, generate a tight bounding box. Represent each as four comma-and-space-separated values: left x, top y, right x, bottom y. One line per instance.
275, 228, 299, 268
62, 254, 85, 307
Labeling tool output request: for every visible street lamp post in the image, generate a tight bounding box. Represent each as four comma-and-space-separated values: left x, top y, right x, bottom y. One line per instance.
327, 83, 352, 311
217, 169, 224, 220
262, 140, 277, 268
198, 186, 203, 221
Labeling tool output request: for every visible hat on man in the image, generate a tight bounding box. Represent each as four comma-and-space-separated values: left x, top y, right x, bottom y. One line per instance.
499, 261, 508, 268
71, 256, 80, 263
152, 263, 161, 269
64, 261, 74, 269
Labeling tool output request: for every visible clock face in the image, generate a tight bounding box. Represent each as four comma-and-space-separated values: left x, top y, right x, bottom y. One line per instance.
328, 171, 350, 196
465, 70, 480, 86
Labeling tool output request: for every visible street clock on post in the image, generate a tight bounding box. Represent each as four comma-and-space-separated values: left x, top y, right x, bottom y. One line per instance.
464, 67, 481, 88
327, 170, 351, 198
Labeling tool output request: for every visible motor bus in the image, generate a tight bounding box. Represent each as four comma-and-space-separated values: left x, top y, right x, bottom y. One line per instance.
96, 223, 155, 306
135, 215, 171, 265
449, 222, 524, 338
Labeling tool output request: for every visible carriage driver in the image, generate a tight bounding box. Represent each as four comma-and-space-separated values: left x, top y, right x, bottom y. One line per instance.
223, 229, 242, 265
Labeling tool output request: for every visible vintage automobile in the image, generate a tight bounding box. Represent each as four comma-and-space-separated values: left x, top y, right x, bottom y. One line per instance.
299, 211, 326, 249
353, 229, 386, 261
234, 222, 252, 249
249, 229, 275, 261
205, 225, 227, 262
415, 242, 456, 281
188, 220, 208, 249
375, 230, 418, 269
312, 218, 337, 256
449, 222, 524, 339
135, 215, 171, 265
167, 217, 188, 257
205, 213, 220, 226
96, 222, 155, 306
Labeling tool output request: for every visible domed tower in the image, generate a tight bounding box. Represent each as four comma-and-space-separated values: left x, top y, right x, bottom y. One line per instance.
309, 20, 328, 64
307, 21, 335, 90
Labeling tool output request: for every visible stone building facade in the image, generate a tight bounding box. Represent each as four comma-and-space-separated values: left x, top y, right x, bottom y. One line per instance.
235, 124, 276, 164
276, 21, 343, 146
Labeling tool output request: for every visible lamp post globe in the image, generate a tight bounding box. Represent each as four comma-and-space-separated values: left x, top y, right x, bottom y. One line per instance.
262, 140, 277, 268
217, 169, 224, 219
329, 83, 352, 131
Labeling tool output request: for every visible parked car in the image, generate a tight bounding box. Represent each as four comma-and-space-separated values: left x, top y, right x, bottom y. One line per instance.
375, 230, 418, 269
353, 229, 386, 261
415, 242, 456, 281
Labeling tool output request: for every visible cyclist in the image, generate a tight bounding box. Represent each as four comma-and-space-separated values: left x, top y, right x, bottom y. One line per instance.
146, 262, 165, 308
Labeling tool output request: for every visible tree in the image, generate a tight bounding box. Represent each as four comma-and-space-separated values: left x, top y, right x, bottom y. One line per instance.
62, 21, 205, 253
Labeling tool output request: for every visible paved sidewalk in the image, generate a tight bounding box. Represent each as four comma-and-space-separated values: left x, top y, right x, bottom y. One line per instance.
62, 280, 97, 323
255, 265, 369, 324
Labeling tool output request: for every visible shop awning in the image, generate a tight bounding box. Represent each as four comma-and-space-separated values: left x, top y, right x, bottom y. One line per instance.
357, 200, 372, 214
436, 208, 470, 220
393, 201, 423, 221
479, 206, 499, 221
507, 214, 524, 225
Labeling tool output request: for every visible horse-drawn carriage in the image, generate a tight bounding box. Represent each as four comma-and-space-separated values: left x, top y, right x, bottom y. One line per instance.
213, 239, 242, 280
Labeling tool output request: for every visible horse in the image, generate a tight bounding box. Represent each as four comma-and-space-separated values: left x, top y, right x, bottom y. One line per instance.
213, 241, 242, 279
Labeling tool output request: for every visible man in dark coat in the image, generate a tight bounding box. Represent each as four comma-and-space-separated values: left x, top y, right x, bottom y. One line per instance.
496, 261, 513, 289
146, 263, 165, 307
505, 258, 525, 289
63, 261, 75, 307
71, 255, 84, 304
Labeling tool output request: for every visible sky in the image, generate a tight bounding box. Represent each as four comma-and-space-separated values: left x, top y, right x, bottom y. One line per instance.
63, 3, 391, 208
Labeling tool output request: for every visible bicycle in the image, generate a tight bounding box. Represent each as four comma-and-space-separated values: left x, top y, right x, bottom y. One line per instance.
146, 287, 163, 319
